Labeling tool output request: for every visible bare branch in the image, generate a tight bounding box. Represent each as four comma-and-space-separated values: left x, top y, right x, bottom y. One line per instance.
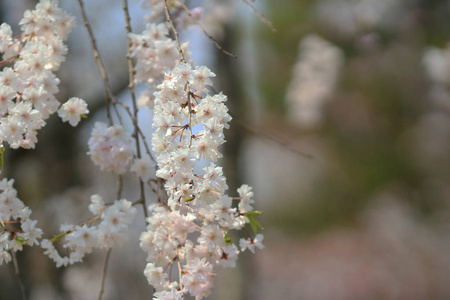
233, 117, 314, 159
242, 0, 277, 32
76, 0, 114, 124
122, 0, 148, 219
98, 249, 112, 300
179, 3, 237, 59
12, 251, 26, 300
117, 174, 123, 199
163, 0, 186, 62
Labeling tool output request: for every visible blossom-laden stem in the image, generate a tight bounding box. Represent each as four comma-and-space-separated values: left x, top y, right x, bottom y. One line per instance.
163, 2, 196, 150
79, 0, 155, 221
98, 248, 112, 300
122, 0, 148, 219
186, 84, 193, 148
242, 0, 277, 32
75, 3, 155, 163
179, 2, 237, 59
12, 251, 27, 300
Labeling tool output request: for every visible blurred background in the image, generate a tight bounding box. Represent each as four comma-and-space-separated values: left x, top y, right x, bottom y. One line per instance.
2, 0, 450, 299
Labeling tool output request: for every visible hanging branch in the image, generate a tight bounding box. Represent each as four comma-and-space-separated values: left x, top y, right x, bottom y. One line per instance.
122, 0, 148, 219
242, 0, 277, 32
98, 249, 112, 300
76, 0, 114, 124
234, 118, 313, 159
179, 2, 237, 59
163, 0, 186, 62
12, 251, 26, 300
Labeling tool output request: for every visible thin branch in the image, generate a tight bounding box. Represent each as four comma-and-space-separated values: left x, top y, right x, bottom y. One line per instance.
111, 101, 125, 127
76, 0, 114, 124
122, 0, 149, 219
117, 175, 123, 199
209, 85, 312, 159
233, 117, 314, 159
11, 251, 26, 300
242, 0, 277, 32
163, 0, 186, 62
98, 248, 112, 300
163, 3, 195, 149
186, 86, 193, 148
179, 3, 237, 59
176, 247, 183, 291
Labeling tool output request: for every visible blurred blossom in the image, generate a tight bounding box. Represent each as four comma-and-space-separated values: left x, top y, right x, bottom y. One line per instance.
253, 195, 450, 300
356, 32, 381, 52
202, 0, 237, 38
286, 34, 343, 128
423, 45, 450, 85
63, 266, 110, 300
316, 0, 409, 36
411, 112, 450, 175
423, 44, 450, 109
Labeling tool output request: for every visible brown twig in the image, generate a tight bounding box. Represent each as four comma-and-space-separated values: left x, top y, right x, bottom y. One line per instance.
163, 0, 186, 62
107, 96, 155, 163
176, 247, 183, 291
117, 174, 123, 199
179, 2, 237, 59
12, 251, 26, 300
122, 0, 148, 219
76, 0, 114, 124
233, 117, 314, 159
185, 85, 194, 148
163, 3, 195, 148
242, 0, 277, 32
98, 248, 112, 300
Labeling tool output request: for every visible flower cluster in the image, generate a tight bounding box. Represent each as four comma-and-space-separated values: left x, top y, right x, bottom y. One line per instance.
151, 63, 231, 209
41, 195, 136, 267
0, 178, 42, 265
286, 34, 343, 128
0, 1, 265, 299
129, 23, 180, 84
141, 0, 202, 28
0, 0, 82, 149
139, 62, 263, 299
87, 122, 134, 174
130, 156, 155, 182
141, 191, 257, 300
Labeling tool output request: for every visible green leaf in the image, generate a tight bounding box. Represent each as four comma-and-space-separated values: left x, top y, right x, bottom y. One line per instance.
245, 211, 264, 234
0, 145, 5, 172
14, 236, 26, 245
182, 196, 195, 202
224, 233, 232, 245
50, 231, 68, 243
245, 211, 264, 217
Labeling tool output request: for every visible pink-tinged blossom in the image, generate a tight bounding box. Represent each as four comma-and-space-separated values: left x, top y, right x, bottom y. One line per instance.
41, 198, 136, 267
240, 234, 265, 254
0, 0, 75, 149
87, 122, 134, 174
153, 288, 184, 300
0, 251, 12, 265
0, 178, 42, 264
58, 97, 89, 127
139, 60, 263, 299
130, 157, 155, 182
